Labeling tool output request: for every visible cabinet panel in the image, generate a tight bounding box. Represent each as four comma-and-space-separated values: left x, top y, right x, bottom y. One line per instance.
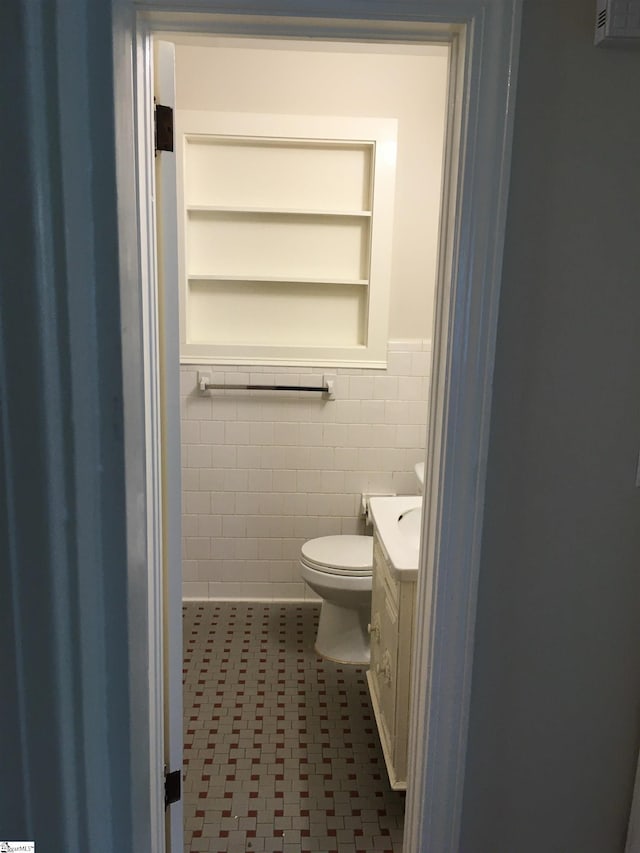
377, 594, 399, 738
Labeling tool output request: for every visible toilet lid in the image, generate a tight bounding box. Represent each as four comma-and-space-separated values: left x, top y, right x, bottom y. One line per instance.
300, 535, 373, 574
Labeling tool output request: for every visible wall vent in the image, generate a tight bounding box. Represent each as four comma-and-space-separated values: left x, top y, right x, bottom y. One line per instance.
595, 0, 640, 45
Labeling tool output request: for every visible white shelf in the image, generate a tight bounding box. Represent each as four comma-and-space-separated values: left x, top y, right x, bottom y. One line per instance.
186, 205, 372, 218
187, 210, 369, 281
187, 274, 369, 286
184, 129, 373, 211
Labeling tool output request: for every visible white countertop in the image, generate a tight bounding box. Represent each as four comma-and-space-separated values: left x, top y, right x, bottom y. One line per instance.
368, 495, 423, 580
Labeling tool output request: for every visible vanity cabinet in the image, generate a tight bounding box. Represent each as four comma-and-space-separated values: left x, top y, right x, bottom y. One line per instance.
367, 535, 417, 790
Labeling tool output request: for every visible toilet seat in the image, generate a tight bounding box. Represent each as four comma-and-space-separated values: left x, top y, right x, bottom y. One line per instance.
300, 535, 373, 576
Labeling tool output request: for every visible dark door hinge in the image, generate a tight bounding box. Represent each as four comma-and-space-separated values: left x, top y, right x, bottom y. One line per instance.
164, 767, 181, 809
155, 103, 174, 154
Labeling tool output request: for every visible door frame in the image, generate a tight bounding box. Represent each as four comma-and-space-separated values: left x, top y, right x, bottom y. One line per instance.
115, 2, 522, 851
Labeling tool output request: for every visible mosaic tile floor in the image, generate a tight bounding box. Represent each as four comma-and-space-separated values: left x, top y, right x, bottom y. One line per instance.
183, 601, 405, 853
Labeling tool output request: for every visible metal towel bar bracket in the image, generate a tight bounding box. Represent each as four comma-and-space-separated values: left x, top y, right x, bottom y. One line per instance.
198, 371, 335, 400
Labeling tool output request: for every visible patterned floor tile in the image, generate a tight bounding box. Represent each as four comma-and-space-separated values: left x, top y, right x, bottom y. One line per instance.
183, 602, 405, 852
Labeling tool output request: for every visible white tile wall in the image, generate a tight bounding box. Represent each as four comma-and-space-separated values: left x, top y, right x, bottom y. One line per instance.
181, 339, 431, 600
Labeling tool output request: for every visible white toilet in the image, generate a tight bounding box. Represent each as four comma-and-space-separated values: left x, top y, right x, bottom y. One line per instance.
299, 534, 373, 665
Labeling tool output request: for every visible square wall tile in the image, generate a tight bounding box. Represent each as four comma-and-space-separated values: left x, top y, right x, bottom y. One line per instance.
373, 376, 398, 401
182, 581, 209, 599
348, 375, 375, 399
187, 444, 212, 469
411, 350, 432, 376
182, 468, 199, 491
334, 400, 362, 423
223, 469, 249, 491
272, 470, 297, 492
183, 515, 198, 537
185, 538, 211, 560
199, 420, 225, 444
360, 399, 386, 424
184, 395, 212, 421
210, 492, 236, 515
398, 375, 428, 401
222, 515, 247, 538
236, 492, 261, 515
322, 423, 348, 447
184, 491, 211, 515
181, 420, 200, 443
387, 350, 412, 376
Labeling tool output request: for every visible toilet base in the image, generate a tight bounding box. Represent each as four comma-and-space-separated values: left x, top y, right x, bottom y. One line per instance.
315, 600, 371, 665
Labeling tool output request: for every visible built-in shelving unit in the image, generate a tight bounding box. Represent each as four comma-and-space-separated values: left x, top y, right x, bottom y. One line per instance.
176, 111, 397, 366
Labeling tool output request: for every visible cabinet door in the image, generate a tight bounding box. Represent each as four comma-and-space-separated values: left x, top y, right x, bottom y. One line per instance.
369, 542, 399, 762
369, 546, 385, 686
369, 545, 387, 723
391, 580, 416, 784
376, 590, 400, 745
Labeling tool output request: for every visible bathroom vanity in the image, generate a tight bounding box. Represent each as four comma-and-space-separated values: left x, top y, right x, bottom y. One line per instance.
367, 496, 420, 790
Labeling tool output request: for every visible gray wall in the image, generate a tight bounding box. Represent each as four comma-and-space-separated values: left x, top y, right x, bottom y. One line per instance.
0, 2, 134, 849
461, 2, 640, 851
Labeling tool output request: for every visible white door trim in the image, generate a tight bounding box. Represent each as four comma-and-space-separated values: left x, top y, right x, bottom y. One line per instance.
404, 10, 522, 846
154, 38, 185, 853
117, 3, 522, 851
134, 26, 167, 853
626, 749, 640, 851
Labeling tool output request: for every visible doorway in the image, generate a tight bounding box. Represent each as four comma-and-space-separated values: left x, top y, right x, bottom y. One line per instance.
165, 32, 447, 852
124, 6, 521, 853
